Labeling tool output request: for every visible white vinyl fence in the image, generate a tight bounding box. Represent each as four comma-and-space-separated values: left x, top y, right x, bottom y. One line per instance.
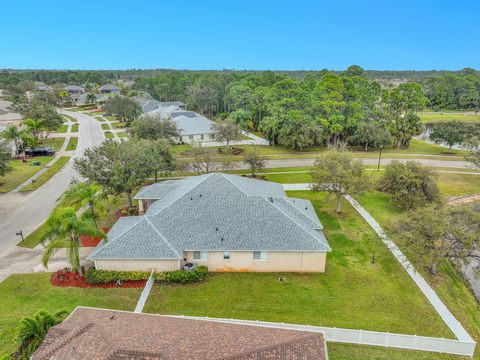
281, 183, 476, 357
167, 316, 476, 357
134, 271, 155, 313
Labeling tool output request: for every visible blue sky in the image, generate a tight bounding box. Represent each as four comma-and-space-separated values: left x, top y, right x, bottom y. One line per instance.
1, 0, 479, 70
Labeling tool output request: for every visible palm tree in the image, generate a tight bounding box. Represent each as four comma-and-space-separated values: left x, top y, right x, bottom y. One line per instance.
64, 182, 106, 226
23, 118, 46, 140
85, 93, 97, 105
16, 309, 67, 359
42, 207, 105, 275
1, 125, 22, 157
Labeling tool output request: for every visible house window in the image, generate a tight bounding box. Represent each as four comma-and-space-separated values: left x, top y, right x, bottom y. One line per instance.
193, 251, 208, 260
223, 251, 230, 260
200, 134, 204, 140
253, 251, 267, 261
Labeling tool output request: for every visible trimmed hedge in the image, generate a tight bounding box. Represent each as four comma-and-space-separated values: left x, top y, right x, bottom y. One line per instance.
84, 266, 209, 285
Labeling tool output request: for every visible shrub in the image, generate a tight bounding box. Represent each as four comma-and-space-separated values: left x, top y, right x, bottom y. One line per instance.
84, 266, 209, 285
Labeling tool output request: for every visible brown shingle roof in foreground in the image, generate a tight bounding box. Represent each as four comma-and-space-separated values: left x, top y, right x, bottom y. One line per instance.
33, 307, 327, 360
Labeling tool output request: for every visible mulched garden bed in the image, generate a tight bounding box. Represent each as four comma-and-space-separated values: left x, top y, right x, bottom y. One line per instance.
80, 227, 110, 247
51, 271, 146, 288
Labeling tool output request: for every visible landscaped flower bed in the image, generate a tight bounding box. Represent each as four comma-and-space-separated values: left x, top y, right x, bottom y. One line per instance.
80, 227, 110, 247
50, 266, 209, 288
50, 270, 146, 288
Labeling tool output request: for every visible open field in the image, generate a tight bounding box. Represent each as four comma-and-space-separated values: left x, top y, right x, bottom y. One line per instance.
0, 156, 53, 193
144, 191, 452, 337
0, 273, 141, 357
19, 156, 70, 192
419, 112, 480, 123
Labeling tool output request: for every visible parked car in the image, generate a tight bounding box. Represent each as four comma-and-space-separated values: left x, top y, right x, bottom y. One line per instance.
25, 147, 55, 156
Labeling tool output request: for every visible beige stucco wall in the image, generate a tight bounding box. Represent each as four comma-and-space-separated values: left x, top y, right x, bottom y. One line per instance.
185, 251, 326, 272
95, 259, 180, 272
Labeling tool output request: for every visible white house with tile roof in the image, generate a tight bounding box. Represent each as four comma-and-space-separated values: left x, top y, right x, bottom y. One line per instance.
89, 173, 330, 272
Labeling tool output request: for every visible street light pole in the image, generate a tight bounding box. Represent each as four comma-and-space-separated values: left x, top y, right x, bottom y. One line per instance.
377, 145, 383, 171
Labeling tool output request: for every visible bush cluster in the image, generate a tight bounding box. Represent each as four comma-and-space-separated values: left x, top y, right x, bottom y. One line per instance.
84, 265, 209, 285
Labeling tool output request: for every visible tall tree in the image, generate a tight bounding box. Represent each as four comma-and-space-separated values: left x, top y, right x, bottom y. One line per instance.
310, 150, 369, 212
129, 114, 179, 141
142, 139, 176, 181
0, 141, 13, 177
103, 95, 142, 123
243, 147, 266, 176
429, 121, 469, 150
380, 160, 441, 210
210, 119, 242, 148
1, 125, 22, 157
74, 140, 152, 207
41, 207, 105, 275
64, 182, 106, 227
23, 118, 46, 140
393, 205, 480, 275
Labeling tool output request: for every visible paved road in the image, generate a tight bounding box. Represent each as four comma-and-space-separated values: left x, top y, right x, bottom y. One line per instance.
0, 111, 103, 256
257, 157, 473, 170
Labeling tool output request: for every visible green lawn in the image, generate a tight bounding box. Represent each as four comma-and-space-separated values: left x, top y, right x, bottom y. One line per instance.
62, 114, 76, 122
66, 137, 78, 151
356, 191, 480, 359
0, 273, 141, 357
144, 191, 452, 338
38, 137, 65, 152
0, 156, 53, 193
110, 121, 127, 129
54, 124, 68, 133
17, 223, 45, 248
71, 123, 79, 132
104, 131, 114, 138
419, 112, 480, 123
117, 132, 128, 138
436, 173, 480, 196
101, 123, 110, 130
19, 156, 70, 192
95, 115, 106, 122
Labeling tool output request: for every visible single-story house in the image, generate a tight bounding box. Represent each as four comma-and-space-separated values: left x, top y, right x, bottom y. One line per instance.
33, 307, 328, 360
89, 173, 330, 272
99, 84, 121, 94
133, 96, 163, 113
143, 104, 216, 144
64, 85, 84, 94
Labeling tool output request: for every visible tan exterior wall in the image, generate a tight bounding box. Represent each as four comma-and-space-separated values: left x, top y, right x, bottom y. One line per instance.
185, 251, 326, 272
95, 259, 180, 272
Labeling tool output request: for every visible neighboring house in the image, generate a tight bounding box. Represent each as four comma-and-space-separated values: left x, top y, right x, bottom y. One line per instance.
33, 307, 328, 360
90, 173, 330, 272
64, 85, 84, 94
143, 103, 215, 144
98, 84, 121, 94
74, 93, 108, 105
133, 96, 163, 113
36, 85, 50, 93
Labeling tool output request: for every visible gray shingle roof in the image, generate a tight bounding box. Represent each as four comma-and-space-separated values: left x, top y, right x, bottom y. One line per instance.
98, 84, 120, 91
90, 174, 330, 260
144, 107, 215, 136
64, 85, 84, 91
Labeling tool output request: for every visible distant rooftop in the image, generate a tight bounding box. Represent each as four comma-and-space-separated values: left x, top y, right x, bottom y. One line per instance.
98, 84, 120, 91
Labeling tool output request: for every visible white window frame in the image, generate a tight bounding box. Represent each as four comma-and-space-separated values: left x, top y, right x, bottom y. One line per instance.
223, 251, 230, 260
253, 251, 268, 261
193, 251, 208, 261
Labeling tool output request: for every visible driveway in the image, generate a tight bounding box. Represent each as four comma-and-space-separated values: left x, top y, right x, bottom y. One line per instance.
0, 111, 104, 257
